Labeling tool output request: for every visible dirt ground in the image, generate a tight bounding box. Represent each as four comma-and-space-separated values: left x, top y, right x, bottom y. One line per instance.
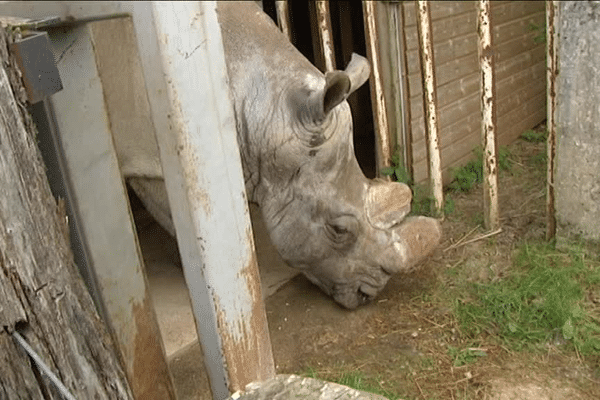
143, 127, 599, 399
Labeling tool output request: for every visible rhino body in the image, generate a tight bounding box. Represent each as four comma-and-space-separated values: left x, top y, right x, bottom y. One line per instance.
122, 2, 441, 309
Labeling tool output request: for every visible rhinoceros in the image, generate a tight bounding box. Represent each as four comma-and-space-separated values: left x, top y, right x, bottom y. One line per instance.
122, 1, 442, 309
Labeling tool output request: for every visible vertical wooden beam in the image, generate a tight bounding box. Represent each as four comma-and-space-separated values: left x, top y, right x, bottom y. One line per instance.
315, 1, 335, 71
477, 0, 500, 231
129, 2, 275, 398
44, 24, 175, 400
363, 0, 393, 179
389, 2, 413, 182
415, 0, 444, 216
275, 0, 292, 41
545, 0, 558, 240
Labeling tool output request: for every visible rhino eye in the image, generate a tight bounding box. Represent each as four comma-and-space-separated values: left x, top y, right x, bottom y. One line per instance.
325, 215, 359, 245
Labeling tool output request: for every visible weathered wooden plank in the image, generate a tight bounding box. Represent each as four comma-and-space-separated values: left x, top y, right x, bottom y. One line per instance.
493, 11, 546, 45
0, 26, 132, 400
492, 1, 545, 27
43, 23, 175, 400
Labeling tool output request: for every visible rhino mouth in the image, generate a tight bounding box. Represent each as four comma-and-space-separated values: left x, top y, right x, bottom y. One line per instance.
334, 285, 376, 309
303, 271, 386, 309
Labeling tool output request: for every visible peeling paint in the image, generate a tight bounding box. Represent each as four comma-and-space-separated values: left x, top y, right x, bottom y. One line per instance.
315, 1, 335, 72
131, 294, 175, 400
477, 0, 499, 231
415, 0, 444, 217
212, 228, 274, 392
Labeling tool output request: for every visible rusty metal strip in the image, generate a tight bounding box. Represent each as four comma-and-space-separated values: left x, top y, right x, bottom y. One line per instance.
363, 0, 393, 179
315, 1, 335, 71
545, 0, 558, 240
415, 0, 444, 216
477, 0, 500, 231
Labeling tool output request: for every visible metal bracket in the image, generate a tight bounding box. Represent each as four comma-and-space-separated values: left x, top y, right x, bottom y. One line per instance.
9, 30, 62, 104
4, 13, 130, 104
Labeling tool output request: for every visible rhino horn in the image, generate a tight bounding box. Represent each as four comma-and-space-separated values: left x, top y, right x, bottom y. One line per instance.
390, 216, 442, 271
366, 180, 412, 230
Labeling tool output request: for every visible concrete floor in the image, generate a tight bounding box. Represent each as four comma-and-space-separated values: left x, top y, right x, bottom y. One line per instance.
135, 201, 298, 398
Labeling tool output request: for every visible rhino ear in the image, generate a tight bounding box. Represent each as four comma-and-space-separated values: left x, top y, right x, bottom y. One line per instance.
345, 53, 371, 95
305, 71, 350, 123
301, 54, 370, 128
322, 71, 351, 115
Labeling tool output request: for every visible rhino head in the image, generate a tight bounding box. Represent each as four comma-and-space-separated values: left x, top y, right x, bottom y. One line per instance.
239, 54, 442, 309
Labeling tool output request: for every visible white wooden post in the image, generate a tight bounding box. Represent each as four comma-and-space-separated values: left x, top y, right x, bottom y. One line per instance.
129, 2, 275, 397
363, 0, 393, 179
315, 0, 335, 71
415, 0, 444, 216
477, 0, 500, 231
275, 0, 292, 41
545, 0, 558, 240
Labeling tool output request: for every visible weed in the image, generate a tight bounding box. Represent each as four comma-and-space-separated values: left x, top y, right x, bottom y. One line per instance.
448, 146, 513, 192
528, 22, 547, 44
381, 151, 411, 185
382, 149, 454, 218
447, 345, 487, 367
521, 129, 548, 143
455, 242, 600, 355
529, 151, 547, 167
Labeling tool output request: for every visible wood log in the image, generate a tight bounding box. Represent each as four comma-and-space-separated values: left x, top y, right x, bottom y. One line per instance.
0, 26, 133, 399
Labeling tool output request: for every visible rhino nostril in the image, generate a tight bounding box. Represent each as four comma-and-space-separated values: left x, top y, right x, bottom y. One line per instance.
380, 265, 393, 276
358, 289, 371, 304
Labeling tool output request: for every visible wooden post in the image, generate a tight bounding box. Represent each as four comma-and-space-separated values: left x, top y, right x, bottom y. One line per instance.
275, 0, 292, 41
477, 0, 500, 231
388, 2, 413, 182
0, 26, 133, 399
363, 0, 393, 179
545, 0, 558, 240
415, 0, 444, 216
129, 2, 275, 397
315, 0, 335, 71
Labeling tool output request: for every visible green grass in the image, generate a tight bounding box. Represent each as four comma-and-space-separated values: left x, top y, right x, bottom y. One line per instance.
454, 242, 600, 355
303, 368, 402, 399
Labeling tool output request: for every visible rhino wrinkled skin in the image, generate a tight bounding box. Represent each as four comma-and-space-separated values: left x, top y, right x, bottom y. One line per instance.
126, 2, 442, 309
